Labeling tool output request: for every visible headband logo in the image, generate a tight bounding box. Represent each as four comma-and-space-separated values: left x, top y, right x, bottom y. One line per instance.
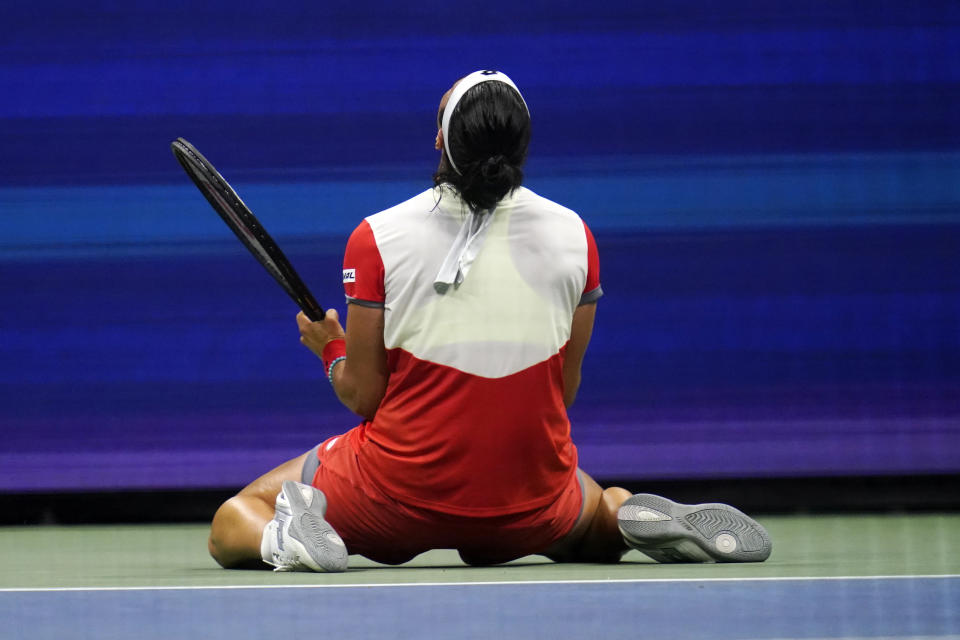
481, 70, 497, 75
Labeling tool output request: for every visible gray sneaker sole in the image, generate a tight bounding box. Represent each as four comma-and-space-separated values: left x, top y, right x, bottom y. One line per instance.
282, 480, 349, 572
617, 493, 772, 563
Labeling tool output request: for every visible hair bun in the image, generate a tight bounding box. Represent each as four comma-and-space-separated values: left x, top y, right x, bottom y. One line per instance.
480, 155, 507, 181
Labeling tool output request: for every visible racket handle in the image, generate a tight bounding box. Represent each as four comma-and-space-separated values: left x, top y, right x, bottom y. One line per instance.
299, 292, 326, 322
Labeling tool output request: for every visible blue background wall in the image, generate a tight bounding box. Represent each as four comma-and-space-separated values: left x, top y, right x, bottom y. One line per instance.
2, 0, 958, 491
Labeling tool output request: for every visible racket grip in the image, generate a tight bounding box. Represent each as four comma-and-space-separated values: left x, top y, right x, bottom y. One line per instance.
300, 293, 325, 322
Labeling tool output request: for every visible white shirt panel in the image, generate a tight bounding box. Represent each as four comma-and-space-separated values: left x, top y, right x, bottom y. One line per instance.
364, 187, 588, 378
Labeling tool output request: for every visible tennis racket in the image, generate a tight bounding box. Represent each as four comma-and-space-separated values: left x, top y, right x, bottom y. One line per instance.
171, 137, 325, 321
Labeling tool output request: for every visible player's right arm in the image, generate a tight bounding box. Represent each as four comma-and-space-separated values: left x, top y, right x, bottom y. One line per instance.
296, 307, 388, 420
334, 304, 388, 419
327, 219, 389, 419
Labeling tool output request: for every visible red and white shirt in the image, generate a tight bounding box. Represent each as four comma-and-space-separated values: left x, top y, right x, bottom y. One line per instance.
338, 186, 601, 516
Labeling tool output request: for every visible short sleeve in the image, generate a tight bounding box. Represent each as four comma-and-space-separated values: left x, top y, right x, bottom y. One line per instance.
580, 221, 603, 305
343, 219, 385, 307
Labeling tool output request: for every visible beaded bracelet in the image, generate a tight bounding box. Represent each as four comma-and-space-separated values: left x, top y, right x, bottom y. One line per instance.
326, 356, 347, 384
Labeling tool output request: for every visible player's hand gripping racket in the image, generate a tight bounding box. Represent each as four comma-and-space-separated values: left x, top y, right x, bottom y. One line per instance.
171, 137, 325, 321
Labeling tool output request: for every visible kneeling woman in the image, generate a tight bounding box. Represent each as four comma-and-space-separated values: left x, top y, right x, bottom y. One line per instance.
207, 70, 772, 571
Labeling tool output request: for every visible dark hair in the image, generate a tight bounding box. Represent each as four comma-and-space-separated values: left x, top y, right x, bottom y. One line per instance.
433, 81, 531, 213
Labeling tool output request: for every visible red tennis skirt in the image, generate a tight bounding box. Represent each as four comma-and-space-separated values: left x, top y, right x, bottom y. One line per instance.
304, 433, 584, 565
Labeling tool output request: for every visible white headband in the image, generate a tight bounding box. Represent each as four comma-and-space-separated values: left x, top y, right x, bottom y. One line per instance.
440, 70, 529, 175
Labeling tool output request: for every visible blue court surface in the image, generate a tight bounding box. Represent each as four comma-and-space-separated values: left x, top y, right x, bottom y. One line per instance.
2, 576, 958, 640
1, 516, 958, 640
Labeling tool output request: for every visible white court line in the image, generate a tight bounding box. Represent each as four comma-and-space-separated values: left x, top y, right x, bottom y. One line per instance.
767, 637, 960, 640
1, 573, 958, 593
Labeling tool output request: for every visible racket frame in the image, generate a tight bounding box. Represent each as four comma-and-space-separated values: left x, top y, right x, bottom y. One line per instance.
171, 137, 325, 321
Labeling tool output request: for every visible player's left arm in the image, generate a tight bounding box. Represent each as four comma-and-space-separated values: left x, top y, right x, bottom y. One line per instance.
562, 301, 596, 408
563, 220, 602, 408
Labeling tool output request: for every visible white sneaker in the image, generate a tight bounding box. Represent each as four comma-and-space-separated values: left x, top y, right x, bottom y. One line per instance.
261, 480, 348, 572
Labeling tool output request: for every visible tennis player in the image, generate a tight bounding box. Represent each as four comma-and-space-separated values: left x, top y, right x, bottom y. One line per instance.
207, 70, 772, 571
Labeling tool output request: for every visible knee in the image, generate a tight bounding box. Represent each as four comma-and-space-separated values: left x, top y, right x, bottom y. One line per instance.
208, 535, 226, 568
596, 486, 632, 542
575, 486, 632, 563
207, 496, 241, 568
599, 487, 632, 520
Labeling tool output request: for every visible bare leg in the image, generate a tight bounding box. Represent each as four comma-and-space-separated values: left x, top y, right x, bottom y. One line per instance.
208, 452, 308, 569
545, 469, 632, 563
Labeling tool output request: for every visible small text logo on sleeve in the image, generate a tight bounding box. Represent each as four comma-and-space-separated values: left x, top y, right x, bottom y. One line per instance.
342, 268, 356, 283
